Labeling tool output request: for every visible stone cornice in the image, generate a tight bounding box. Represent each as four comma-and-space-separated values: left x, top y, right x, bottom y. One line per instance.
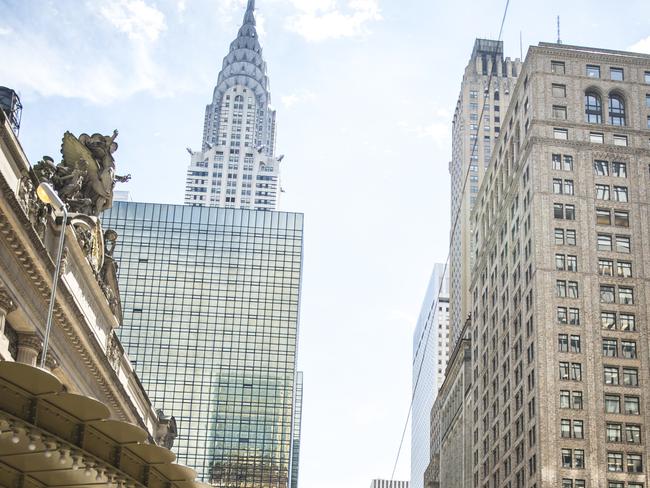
532, 118, 650, 150
532, 44, 650, 67
527, 134, 650, 158
0, 169, 147, 429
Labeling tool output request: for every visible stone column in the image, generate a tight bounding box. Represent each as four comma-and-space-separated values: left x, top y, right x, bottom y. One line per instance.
16, 333, 42, 366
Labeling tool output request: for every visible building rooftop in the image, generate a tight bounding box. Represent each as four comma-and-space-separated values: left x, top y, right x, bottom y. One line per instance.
537, 41, 650, 59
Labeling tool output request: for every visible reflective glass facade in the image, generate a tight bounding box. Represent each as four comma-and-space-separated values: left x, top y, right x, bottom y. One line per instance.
103, 202, 303, 488
410, 264, 449, 488
289, 372, 302, 488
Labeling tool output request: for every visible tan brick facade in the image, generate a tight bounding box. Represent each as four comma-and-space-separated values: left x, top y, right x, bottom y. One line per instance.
469, 43, 650, 488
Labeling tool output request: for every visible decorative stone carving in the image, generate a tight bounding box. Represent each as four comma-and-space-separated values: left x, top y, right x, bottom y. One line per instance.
0, 284, 17, 347
59, 246, 69, 277
12, 131, 128, 321
99, 230, 122, 321
105, 332, 121, 371
33, 130, 130, 217
70, 215, 104, 274
155, 409, 178, 449
66, 215, 122, 319
17, 173, 34, 215
16, 173, 48, 240
0, 284, 17, 316
44, 351, 60, 372
104, 229, 118, 257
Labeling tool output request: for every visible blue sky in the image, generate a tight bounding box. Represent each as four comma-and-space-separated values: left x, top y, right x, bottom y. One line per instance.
2, 0, 649, 487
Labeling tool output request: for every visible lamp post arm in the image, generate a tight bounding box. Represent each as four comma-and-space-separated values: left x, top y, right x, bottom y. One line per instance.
39, 205, 68, 369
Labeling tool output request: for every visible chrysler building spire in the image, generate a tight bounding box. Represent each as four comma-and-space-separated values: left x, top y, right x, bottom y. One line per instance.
245, 0, 255, 24
200, 0, 274, 155
185, 1, 280, 210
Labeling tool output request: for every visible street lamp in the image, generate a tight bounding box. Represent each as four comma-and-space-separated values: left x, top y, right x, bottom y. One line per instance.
36, 182, 68, 369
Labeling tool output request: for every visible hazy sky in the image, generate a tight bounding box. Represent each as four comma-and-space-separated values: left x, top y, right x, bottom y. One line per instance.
2, 1, 649, 487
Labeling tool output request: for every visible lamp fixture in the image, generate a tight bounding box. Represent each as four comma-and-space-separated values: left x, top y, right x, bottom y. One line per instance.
27, 431, 40, 451
43, 440, 57, 458
59, 449, 70, 465
35, 182, 68, 369
10, 428, 21, 444
36, 182, 65, 212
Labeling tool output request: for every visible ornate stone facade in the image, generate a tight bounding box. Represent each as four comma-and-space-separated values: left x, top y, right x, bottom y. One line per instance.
0, 108, 163, 440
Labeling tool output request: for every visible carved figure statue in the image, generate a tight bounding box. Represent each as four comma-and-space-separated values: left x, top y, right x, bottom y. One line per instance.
24, 132, 127, 322
17, 174, 34, 213
56, 160, 87, 199
33, 130, 130, 217
33, 156, 57, 182
104, 229, 118, 257
60, 130, 130, 215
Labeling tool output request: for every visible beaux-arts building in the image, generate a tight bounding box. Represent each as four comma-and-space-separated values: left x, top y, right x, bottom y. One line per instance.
0, 97, 196, 488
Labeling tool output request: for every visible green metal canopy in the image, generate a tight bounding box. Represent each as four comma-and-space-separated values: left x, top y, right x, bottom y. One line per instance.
0, 362, 210, 488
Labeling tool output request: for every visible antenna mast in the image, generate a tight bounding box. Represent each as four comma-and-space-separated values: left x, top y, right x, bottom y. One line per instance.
557, 15, 562, 44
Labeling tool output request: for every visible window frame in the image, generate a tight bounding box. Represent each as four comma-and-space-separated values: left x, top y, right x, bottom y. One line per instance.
609, 94, 626, 126
585, 92, 603, 123
594, 159, 610, 175
553, 105, 568, 119
551, 61, 566, 74
598, 258, 614, 276
587, 65, 601, 78
610, 67, 624, 81
605, 394, 621, 413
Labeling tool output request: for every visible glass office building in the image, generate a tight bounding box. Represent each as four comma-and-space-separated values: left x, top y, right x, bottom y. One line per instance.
103, 202, 303, 488
289, 372, 302, 488
410, 264, 449, 488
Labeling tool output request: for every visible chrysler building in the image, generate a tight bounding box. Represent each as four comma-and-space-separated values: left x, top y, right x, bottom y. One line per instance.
184, 0, 281, 210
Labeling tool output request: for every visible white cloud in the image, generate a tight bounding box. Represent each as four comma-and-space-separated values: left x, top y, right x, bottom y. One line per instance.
289, 0, 337, 11
0, 26, 13, 36
0, 35, 122, 103
395, 104, 451, 148
215, 0, 248, 25
0, 0, 176, 104
397, 120, 449, 148
99, 0, 166, 41
285, 0, 381, 42
281, 90, 316, 108
628, 36, 650, 53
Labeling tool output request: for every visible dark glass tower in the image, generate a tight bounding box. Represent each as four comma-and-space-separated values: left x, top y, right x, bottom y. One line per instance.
103, 202, 303, 487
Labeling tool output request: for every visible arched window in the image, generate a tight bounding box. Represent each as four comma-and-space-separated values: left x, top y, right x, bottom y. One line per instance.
609, 94, 626, 126
585, 92, 602, 123
234, 94, 244, 110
